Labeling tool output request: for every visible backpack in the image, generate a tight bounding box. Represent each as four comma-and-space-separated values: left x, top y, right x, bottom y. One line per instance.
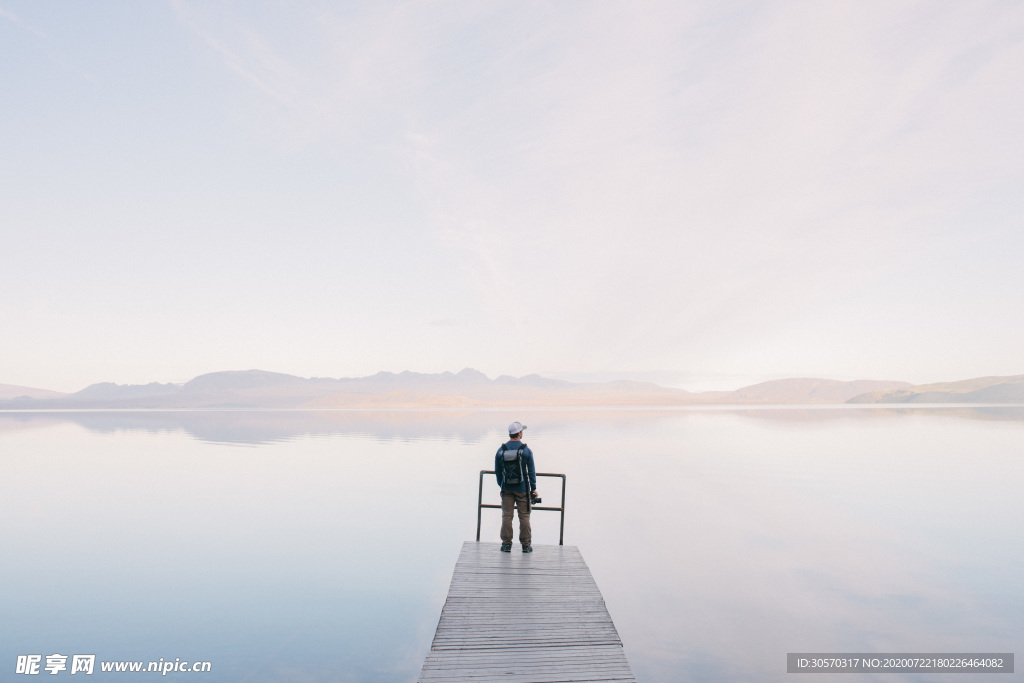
500, 443, 526, 486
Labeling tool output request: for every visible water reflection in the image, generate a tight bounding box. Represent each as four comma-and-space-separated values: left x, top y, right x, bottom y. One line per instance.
0, 408, 1021, 682
1, 405, 1022, 445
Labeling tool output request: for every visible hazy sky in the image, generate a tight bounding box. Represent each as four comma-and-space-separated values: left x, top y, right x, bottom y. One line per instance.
2, 1, 1022, 392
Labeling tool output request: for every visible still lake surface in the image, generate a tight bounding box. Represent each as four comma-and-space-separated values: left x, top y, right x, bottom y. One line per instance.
1, 407, 1021, 682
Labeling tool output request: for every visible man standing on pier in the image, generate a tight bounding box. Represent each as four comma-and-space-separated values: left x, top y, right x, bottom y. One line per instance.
495, 421, 537, 553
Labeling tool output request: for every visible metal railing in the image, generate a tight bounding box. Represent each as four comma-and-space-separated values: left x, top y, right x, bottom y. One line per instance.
476, 470, 567, 545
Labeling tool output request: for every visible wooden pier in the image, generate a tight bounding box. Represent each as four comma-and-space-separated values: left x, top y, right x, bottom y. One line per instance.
418, 541, 636, 682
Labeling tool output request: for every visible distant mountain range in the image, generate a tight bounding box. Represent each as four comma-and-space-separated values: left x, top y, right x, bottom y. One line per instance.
1, 369, 1021, 409
847, 374, 1024, 404
0, 383, 70, 401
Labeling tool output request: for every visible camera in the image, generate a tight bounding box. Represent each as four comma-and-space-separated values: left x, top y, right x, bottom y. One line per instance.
531, 492, 542, 505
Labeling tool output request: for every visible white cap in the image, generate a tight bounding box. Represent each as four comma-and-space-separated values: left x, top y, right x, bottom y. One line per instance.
508, 421, 527, 435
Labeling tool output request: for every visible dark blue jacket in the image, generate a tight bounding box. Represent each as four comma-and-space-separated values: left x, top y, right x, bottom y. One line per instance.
495, 440, 536, 492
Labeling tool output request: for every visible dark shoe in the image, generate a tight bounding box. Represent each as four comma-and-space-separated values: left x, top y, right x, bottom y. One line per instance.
500, 543, 512, 552
522, 545, 533, 553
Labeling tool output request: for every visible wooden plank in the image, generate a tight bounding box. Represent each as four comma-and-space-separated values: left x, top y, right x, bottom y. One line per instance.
418, 542, 636, 682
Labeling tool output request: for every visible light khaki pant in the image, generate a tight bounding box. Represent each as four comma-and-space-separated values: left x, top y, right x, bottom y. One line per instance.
500, 490, 531, 547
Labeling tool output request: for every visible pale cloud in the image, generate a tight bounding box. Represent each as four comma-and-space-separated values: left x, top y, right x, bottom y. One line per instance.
0, 5, 46, 38
169, 0, 442, 149
381, 1, 1024, 376
2, 1, 1022, 389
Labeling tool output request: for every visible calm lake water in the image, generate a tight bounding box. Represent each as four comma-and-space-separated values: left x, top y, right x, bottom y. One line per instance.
1, 407, 1021, 681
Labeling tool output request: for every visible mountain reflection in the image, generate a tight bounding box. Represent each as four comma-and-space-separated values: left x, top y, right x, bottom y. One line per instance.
1, 406, 1022, 445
